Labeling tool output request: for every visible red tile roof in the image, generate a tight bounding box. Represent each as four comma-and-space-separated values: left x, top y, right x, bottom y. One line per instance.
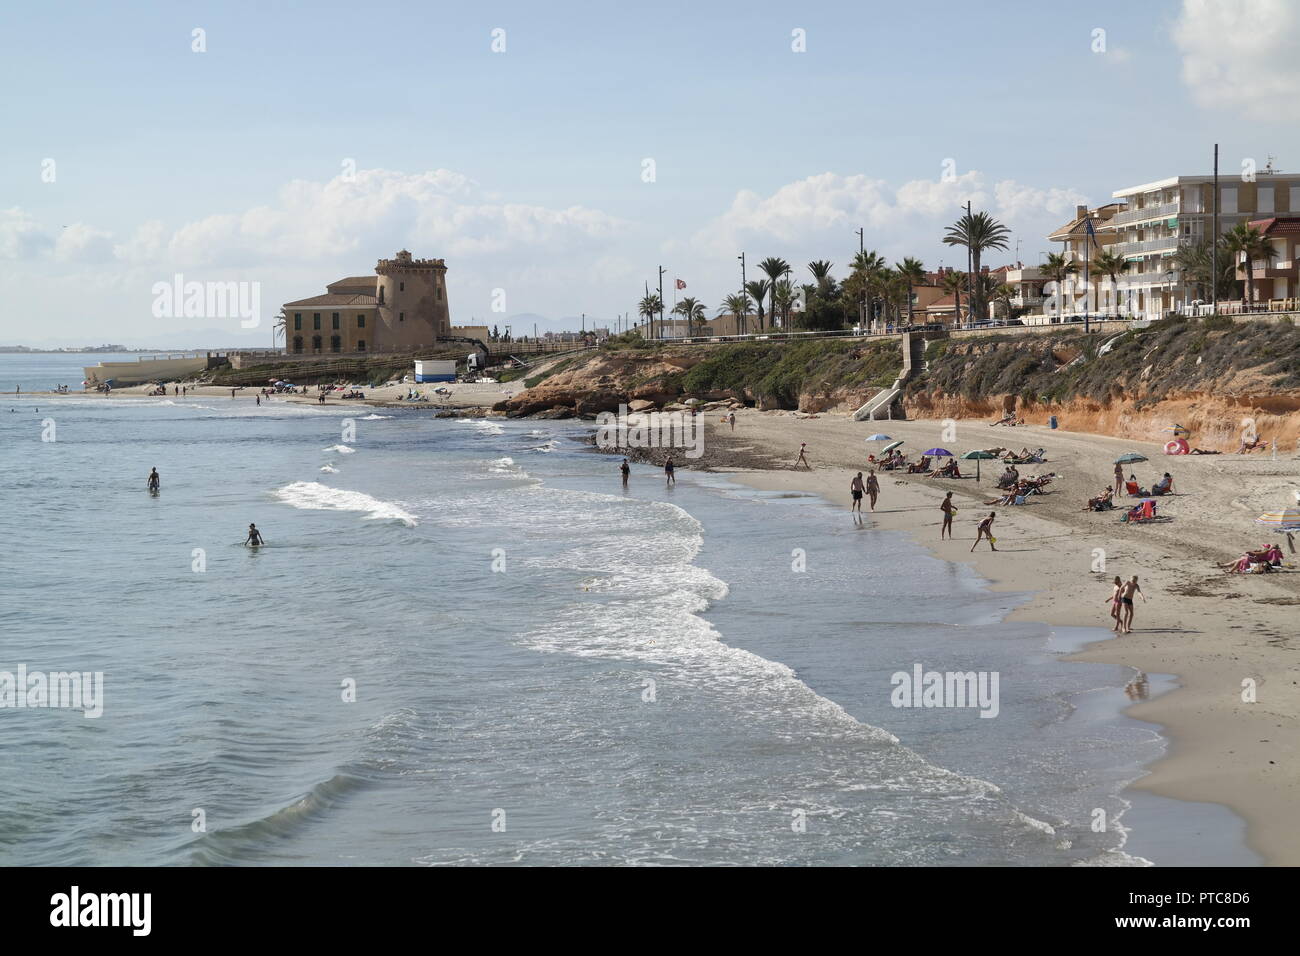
283, 293, 379, 307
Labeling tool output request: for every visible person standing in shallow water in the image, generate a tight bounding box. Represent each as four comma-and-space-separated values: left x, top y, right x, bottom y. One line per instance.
244, 523, 265, 547
664, 456, 675, 486
620, 458, 630, 487
146, 468, 160, 491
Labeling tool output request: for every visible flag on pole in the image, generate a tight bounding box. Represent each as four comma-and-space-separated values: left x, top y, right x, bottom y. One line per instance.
675, 279, 686, 290
1085, 217, 1098, 249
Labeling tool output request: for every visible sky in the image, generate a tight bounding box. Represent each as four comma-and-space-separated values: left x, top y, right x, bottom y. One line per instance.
3, 0, 1300, 347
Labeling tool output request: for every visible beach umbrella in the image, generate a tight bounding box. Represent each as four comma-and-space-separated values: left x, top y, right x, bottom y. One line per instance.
882, 440, 904, 453
924, 448, 955, 457
960, 449, 997, 483
1114, 453, 1148, 464
1255, 507, 1300, 530
866, 433, 892, 441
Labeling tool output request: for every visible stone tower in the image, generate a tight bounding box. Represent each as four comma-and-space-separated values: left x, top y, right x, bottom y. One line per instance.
374, 250, 450, 350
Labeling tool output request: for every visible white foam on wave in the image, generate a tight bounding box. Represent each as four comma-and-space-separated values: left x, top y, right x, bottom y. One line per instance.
320, 464, 339, 474
531, 440, 558, 452
458, 418, 505, 436
322, 444, 356, 454
360, 414, 391, 420
272, 481, 417, 526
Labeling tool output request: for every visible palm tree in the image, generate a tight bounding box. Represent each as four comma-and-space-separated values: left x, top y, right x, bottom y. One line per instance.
773, 279, 799, 328
850, 250, 888, 329
758, 257, 790, 329
808, 260, 834, 295
894, 257, 926, 326
1090, 248, 1129, 315
940, 270, 967, 326
1043, 252, 1076, 320
943, 211, 1011, 322
1172, 237, 1236, 307
1222, 223, 1277, 307
671, 296, 707, 336
273, 310, 287, 350
745, 279, 770, 332
991, 283, 1016, 322
719, 293, 751, 334
638, 293, 663, 340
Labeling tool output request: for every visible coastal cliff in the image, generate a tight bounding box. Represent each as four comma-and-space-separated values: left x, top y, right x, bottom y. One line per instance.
502, 318, 1300, 450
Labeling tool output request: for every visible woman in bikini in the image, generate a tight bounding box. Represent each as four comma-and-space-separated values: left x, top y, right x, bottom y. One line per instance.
1105, 576, 1123, 631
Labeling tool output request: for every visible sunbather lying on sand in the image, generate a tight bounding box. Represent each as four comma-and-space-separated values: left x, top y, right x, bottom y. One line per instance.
927, 460, 962, 479
1237, 436, 1271, 454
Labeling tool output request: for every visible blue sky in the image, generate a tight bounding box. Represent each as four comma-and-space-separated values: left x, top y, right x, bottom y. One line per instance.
3, 0, 1299, 345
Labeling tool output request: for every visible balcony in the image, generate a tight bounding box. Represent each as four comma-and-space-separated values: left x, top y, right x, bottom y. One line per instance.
1248, 260, 1299, 279
1113, 236, 1180, 256
1109, 201, 1180, 226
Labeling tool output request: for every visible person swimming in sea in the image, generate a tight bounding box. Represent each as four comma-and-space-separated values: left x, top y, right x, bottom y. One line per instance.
146, 468, 160, 491
244, 523, 265, 547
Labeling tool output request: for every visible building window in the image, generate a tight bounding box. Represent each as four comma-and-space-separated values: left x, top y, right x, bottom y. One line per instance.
1290, 187, 1300, 212
1221, 187, 1238, 214
292, 336, 303, 353
437, 286, 442, 301
293, 313, 302, 330
312, 335, 322, 352
399, 282, 404, 292
313, 313, 321, 330
378, 287, 385, 305
357, 314, 365, 328
330, 335, 341, 353
1258, 187, 1274, 214
399, 312, 404, 322
332, 312, 340, 329
357, 339, 366, 351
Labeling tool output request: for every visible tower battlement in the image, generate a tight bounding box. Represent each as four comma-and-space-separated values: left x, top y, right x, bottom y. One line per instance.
376, 249, 446, 274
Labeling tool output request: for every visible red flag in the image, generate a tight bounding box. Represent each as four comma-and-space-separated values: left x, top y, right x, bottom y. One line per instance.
675, 279, 686, 290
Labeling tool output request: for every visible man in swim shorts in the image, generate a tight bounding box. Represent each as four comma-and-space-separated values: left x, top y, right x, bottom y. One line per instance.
851, 472, 864, 514
146, 468, 160, 491
940, 491, 955, 539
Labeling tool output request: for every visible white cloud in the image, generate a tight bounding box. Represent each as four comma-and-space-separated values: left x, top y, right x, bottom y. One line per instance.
54, 223, 116, 263
0, 208, 53, 259
1174, 0, 1300, 121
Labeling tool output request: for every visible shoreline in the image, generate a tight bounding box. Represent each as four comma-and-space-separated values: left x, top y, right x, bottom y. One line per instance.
671, 410, 1298, 865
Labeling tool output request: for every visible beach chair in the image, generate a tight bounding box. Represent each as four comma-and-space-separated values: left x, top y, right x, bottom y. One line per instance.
1124, 481, 1141, 497
1121, 499, 1158, 523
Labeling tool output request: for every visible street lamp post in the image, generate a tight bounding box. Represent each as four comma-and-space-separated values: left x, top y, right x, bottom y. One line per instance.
738, 252, 747, 335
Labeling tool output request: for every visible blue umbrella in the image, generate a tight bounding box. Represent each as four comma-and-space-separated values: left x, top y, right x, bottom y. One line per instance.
924, 448, 954, 457
866, 433, 892, 441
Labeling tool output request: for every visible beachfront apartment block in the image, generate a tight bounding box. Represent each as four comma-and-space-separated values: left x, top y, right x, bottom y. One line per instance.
1096, 170, 1300, 317
282, 249, 451, 354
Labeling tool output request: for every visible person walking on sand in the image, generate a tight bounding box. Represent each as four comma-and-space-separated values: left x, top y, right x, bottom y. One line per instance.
728, 411, 736, 431
971, 511, 997, 552
620, 458, 630, 487
1119, 575, 1145, 633
866, 469, 880, 511
851, 472, 865, 515
244, 523, 265, 547
940, 491, 956, 539
1106, 575, 1124, 631
794, 442, 811, 470
664, 456, 675, 486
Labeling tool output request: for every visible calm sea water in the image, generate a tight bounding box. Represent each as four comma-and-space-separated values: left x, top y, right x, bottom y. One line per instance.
0, 355, 1256, 866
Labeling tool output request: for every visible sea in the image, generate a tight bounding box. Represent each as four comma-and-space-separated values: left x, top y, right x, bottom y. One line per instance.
0, 354, 1258, 865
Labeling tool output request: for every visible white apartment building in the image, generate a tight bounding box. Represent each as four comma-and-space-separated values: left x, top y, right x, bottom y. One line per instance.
1099, 170, 1300, 317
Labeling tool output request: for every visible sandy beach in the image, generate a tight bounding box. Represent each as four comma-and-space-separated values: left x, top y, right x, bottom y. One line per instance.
690, 409, 1300, 865
43, 379, 522, 410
